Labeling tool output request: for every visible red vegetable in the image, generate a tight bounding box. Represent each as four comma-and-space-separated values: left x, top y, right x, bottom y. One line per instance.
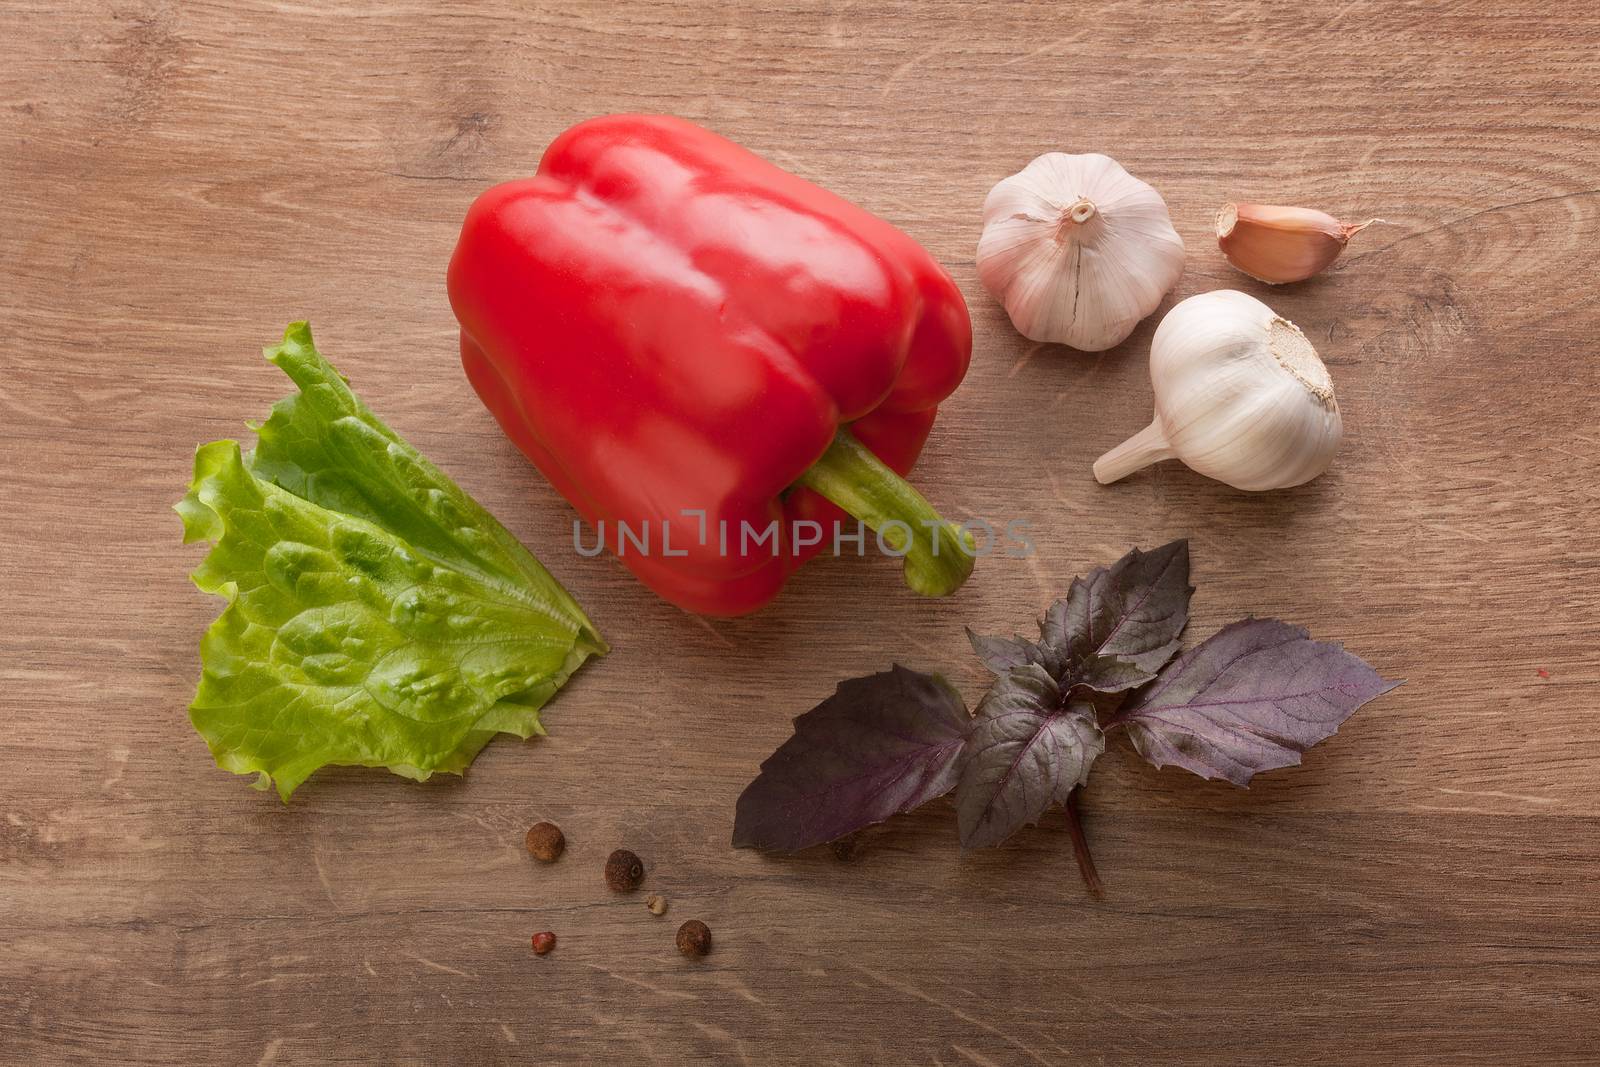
448, 114, 974, 616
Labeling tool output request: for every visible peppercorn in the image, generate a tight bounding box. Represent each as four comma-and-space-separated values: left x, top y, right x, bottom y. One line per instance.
646, 894, 668, 916
829, 831, 863, 862
675, 920, 711, 958
530, 931, 556, 955
524, 821, 566, 862
604, 848, 645, 892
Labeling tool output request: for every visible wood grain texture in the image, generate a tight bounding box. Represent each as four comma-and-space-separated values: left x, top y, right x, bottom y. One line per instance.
3, 0, 1598, 1062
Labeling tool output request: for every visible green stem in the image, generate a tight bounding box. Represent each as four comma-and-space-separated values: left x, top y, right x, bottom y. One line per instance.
794, 426, 975, 598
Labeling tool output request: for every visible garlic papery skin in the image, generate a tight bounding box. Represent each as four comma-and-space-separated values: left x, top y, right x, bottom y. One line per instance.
977, 153, 1185, 352
1093, 290, 1342, 491
1216, 203, 1380, 284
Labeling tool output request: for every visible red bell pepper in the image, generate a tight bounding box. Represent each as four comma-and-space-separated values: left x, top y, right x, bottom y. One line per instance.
447, 114, 973, 616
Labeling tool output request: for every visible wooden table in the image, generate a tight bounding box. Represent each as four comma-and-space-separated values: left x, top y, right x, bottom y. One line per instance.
5, 2, 1597, 1063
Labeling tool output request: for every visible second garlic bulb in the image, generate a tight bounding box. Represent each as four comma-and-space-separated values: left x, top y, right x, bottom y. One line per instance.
1093, 290, 1342, 491
977, 153, 1185, 351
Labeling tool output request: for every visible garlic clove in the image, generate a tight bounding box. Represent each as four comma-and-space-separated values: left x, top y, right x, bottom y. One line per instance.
1095, 290, 1342, 491
1215, 203, 1381, 285
977, 153, 1185, 352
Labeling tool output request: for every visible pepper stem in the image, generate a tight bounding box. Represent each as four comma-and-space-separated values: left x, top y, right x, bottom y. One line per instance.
795, 426, 975, 597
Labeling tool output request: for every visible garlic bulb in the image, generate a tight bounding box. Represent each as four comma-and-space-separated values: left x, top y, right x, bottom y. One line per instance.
1094, 290, 1341, 491
1216, 203, 1380, 284
977, 153, 1185, 351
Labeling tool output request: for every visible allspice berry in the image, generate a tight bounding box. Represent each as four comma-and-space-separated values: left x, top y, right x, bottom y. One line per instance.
524, 821, 565, 862
646, 894, 668, 916
604, 848, 645, 892
676, 920, 712, 958
530, 931, 556, 955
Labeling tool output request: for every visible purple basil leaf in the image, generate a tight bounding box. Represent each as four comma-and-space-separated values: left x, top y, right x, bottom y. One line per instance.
1107, 619, 1402, 786
965, 627, 1035, 673
732, 665, 971, 851
965, 617, 1069, 681
1067, 655, 1156, 698
955, 665, 1104, 849
967, 541, 1191, 694
1051, 539, 1192, 693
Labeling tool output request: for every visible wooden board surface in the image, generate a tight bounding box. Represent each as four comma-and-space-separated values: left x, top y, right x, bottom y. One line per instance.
4, 1, 1598, 1063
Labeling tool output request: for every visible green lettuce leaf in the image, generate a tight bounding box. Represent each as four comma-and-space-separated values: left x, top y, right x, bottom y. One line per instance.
177, 323, 605, 799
